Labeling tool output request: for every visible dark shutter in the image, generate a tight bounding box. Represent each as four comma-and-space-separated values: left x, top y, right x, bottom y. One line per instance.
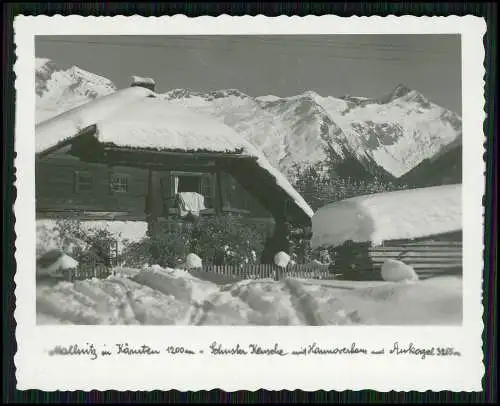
201, 173, 214, 208
160, 173, 174, 214
218, 171, 231, 209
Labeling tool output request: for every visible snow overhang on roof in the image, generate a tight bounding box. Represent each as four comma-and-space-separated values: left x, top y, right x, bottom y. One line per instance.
130, 75, 156, 91
311, 184, 462, 248
35, 87, 314, 223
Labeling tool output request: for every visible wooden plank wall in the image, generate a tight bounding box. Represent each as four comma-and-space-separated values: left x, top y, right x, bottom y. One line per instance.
36, 155, 150, 218
36, 157, 275, 223
368, 238, 463, 279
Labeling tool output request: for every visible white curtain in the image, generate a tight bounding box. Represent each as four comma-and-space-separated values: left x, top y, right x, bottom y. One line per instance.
173, 176, 179, 195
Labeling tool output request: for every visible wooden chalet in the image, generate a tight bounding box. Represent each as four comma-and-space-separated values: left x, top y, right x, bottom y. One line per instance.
35, 80, 314, 254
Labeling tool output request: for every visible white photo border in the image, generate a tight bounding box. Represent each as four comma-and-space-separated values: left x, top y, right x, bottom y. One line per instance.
14, 15, 486, 391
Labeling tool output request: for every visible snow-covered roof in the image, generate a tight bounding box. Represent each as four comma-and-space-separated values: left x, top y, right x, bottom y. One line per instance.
36, 87, 314, 220
36, 87, 155, 154
131, 76, 155, 86
36, 86, 252, 155
311, 184, 462, 248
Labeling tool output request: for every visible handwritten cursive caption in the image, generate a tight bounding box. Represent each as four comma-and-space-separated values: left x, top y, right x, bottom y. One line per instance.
47, 341, 462, 361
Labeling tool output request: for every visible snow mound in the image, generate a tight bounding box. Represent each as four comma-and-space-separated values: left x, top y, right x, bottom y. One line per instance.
299, 276, 462, 325
37, 252, 78, 277
311, 184, 462, 248
36, 276, 190, 325
380, 259, 419, 282
274, 251, 290, 268
185, 253, 203, 269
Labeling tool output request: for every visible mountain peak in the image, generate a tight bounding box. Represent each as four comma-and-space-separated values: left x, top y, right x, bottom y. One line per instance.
392, 84, 413, 98
35, 57, 53, 70
36, 58, 117, 122
66, 65, 116, 88
34, 61, 461, 184
255, 94, 281, 103
208, 88, 250, 99
301, 90, 321, 99
375, 84, 431, 106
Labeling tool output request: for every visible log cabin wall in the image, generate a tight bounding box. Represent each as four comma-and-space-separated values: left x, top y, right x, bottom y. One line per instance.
218, 171, 270, 217
36, 154, 274, 225
36, 154, 149, 220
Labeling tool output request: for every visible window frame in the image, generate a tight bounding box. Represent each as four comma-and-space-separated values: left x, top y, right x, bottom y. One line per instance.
73, 170, 94, 194
109, 173, 130, 194
163, 171, 216, 216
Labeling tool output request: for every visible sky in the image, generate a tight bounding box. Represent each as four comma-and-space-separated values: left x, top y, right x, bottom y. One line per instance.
36, 35, 462, 113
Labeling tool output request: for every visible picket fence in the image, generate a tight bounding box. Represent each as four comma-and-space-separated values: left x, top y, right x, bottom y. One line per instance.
61, 235, 462, 283
63, 263, 111, 282
190, 263, 333, 284
63, 249, 116, 282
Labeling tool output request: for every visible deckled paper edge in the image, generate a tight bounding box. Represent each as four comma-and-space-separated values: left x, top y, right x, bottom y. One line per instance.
13, 15, 486, 392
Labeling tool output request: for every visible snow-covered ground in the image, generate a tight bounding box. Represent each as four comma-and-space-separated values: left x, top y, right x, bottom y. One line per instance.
37, 266, 462, 326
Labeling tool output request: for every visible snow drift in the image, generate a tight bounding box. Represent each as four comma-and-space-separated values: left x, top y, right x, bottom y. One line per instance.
36, 265, 462, 325
311, 184, 462, 248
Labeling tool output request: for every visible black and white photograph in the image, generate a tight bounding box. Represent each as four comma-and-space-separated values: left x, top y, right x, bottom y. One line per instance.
32, 33, 466, 326
13, 15, 486, 392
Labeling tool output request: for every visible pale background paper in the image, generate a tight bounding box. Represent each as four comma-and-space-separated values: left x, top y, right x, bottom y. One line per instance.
14, 15, 486, 391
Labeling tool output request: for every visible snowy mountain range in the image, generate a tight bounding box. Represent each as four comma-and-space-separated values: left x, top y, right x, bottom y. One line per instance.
36, 58, 117, 123
35, 58, 462, 183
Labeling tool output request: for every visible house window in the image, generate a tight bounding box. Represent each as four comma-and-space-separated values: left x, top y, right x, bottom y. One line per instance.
74, 170, 93, 193
177, 175, 201, 193
110, 174, 129, 193
161, 172, 215, 214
